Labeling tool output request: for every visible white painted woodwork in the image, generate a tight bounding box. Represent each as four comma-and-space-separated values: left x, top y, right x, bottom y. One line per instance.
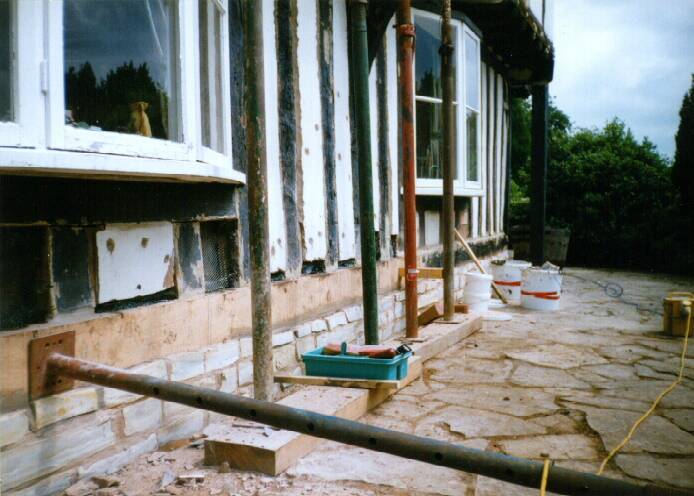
471, 197, 479, 238
486, 66, 495, 235
333, 0, 356, 261
424, 210, 440, 246
368, 64, 381, 230
386, 18, 400, 235
95, 223, 175, 303
297, 0, 327, 260
479, 62, 488, 236
495, 73, 504, 234
262, 0, 287, 272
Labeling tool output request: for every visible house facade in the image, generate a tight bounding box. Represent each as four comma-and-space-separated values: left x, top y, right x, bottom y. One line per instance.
0, 0, 553, 493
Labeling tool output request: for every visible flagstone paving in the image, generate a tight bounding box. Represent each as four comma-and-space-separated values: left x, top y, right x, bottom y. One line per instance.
88, 268, 694, 495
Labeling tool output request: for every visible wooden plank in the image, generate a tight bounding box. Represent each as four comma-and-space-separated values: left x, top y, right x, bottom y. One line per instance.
274, 374, 401, 390
398, 267, 443, 280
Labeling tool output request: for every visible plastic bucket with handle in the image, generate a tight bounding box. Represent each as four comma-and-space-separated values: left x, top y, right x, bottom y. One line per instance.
492, 260, 531, 303
521, 267, 562, 311
463, 272, 493, 312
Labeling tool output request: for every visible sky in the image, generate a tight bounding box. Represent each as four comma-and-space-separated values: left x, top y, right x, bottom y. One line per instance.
551, 0, 694, 159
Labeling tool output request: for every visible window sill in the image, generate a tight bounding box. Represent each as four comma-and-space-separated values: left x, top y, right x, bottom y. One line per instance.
414, 184, 484, 197
0, 147, 245, 184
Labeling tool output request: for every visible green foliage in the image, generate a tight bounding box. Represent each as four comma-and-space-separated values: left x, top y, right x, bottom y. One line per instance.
673, 75, 694, 209
509, 97, 692, 274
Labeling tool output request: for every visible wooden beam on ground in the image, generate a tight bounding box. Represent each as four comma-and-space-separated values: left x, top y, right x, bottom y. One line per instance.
274, 374, 402, 390
204, 314, 482, 475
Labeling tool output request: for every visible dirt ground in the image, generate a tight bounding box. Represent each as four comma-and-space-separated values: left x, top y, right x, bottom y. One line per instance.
65, 268, 694, 495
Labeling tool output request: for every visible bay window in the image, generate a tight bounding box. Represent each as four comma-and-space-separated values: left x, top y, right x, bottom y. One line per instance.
413, 9, 481, 195
0, 0, 241, 183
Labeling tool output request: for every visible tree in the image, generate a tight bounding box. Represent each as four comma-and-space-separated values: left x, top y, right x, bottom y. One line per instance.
673, 75, 694, 209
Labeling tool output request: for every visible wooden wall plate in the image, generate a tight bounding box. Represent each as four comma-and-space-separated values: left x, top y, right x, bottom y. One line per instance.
29, 331, 75, 400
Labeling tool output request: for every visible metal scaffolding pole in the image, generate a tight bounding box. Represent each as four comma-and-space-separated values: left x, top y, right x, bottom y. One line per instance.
441, 0, 455, 320
397, 0, 419, 338
43, 352, 691, 496
244, 0, 273, 400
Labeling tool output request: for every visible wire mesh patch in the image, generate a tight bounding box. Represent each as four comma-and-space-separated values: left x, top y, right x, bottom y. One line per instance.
200, 220, 239, 293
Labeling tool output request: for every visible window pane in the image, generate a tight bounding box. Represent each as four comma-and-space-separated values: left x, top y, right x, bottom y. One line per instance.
416, 100, 457, 180
465, 32, 480, 110
0, 0, 12, 122
64, 0, 177, 140
199, 0, 224, 154
415, 15, 440, 98
466, 108, 479, 181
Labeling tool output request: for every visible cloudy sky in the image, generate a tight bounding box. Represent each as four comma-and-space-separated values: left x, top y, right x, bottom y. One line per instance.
551, 1, 694, 158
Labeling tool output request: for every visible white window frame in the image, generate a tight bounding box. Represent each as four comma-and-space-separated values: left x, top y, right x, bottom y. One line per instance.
462, 25, 482, 191
412, 8, 483, 197
0, 0, 43, 148
0, 0, 243, 184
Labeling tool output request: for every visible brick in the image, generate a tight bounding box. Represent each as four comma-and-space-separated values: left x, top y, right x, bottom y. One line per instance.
295, 334, 317, 358
293, 322, 313, 338
9, 469, 76, 496
378, 295, 395, 313
394, 301, 405, 318
0, 409, 29, 447
170, 351, 205, 381
272, 330, 295, 347
273, 343, 298, 372
310, 318, 328, 333
103, 359, 168, 408
325, 311, 348, 330
158, 411, 205, 446
238, 360, 253, 386
78, 434, 157, 479
0, 420, 115, 491
344, 304, 363, 322
219, 366, 238, 393
240, 336, 253, 358
32, 387, 99, 430
316, 322, 360, 348
205, 340, 240, 372
122, 398, 162, 436
395, 290, 406, 302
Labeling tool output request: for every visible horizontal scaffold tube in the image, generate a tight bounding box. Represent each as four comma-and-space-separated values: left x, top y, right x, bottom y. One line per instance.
46, 353, 690, 496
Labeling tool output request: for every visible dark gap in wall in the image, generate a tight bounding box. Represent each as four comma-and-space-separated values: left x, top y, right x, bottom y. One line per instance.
390, 234, 398, 258
0, 227, 53, 330
422, 235, 508, 268
200, 219, 240, 293
301, 260, 326, 275
271, 270, 286, 282
374, 231, 382, 261
346, 5, 361, 261
96, 287, 178, 313
228, 0, 246, 174
376, 36, 391, 260
318, 0, 339, 269
338, 258, 356, 268
52, 226, 94, 313
176, 222, 204, 293
276, 0, 303, 276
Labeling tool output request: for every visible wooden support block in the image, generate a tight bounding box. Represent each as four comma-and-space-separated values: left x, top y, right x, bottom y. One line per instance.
455, 303, 469, 314
274, 374, 401, 390
418, 302, 443, 327
398, 267, 443, 280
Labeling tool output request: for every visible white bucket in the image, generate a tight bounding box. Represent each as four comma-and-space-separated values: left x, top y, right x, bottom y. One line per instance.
492, 260, 531, 303
521, 267, 563, 311
463, 272, 493, 313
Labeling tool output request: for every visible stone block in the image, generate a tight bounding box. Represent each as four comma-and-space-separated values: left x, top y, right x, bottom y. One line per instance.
310, 318, 328, 333
103, 359, 168, 408
158, 410, 205, 446
32, 387, 99, 430
205, 340, 240, 372
9, 469, 76, 496
170, 351, 205, 381
325, 311, 348, 330
316, 322, 360, 348
394, 290, 406, 302
378, 295, 394, 313
240, 336, 253, 358
0, 409, 29, 447
344, 304, 363, 322
272, 330, 295, 347
238, 360, 253, 386
273, 343, 298, 372
122, 398, 163, 436
0, 419, 115, 491
293, 322, 313, 338
394, 301, 405, 319
78, 434, 157, 479
295, 334, 317, 358
220, 366, 238, 393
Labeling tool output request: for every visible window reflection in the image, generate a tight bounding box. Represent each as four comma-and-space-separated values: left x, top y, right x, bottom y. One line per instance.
466, 109, 478, 181
0, 0, 12, 122
63, 0, 177, 141
199, 0, 224, 153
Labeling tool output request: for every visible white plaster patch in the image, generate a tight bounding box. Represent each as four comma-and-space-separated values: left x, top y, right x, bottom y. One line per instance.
95, 222, 174, 303
424, 210, 440, 246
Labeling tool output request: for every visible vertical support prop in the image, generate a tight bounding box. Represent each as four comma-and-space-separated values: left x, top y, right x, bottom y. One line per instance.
504, 95, 513, 233
440, 0, 455, 320
397, 0, 419, 338
244, 0, 273, 400
530, 84, 548, 266
349, 0, 379, 345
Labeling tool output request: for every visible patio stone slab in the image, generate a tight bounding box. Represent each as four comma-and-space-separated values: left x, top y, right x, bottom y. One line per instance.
615, 454, 694, 489
425, 386, 558, 417
506, 344, 609, 369
497, 434, 600, 460
510, 363, 590, 389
